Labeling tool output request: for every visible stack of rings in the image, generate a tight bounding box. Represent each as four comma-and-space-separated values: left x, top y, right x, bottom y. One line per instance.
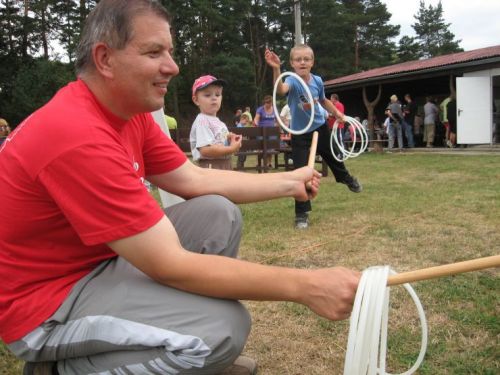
344, 266, 428, 375
330, 116, 368, 162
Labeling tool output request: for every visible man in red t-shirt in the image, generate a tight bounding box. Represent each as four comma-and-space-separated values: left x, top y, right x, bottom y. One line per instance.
327, 93, 344, 130
0, 1, 359, 374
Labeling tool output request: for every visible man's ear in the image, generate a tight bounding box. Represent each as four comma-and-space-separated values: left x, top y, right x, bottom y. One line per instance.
92, 42, 114, 79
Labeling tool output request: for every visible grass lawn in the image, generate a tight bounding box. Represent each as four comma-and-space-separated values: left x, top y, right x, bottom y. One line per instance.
1, 152, 499, 374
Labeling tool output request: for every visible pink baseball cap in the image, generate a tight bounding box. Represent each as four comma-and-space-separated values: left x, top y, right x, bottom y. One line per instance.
192, 75, 226, 96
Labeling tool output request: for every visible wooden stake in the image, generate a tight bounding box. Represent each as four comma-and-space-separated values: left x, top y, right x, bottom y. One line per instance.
307, 131, 319, 168
387, 255, 500, 286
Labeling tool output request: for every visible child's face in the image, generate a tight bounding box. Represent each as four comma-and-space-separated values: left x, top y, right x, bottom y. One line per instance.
193, 85, 223, 116
240, 116, 249, 125
290, 48, 314, 78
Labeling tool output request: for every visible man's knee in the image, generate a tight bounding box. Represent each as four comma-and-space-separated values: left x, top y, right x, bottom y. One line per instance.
203, 301, 252, 371
207, 195, 243, 229
165, 195, 243, 257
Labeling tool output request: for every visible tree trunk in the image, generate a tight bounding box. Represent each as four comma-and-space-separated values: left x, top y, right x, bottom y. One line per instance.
41, 6, 48, 59
22, 0, 29, 59
354, 26, 359, 70
362, 85, 382, 152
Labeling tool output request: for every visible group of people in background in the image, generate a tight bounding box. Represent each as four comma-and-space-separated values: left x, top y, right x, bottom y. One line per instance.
382, 92, 457, 150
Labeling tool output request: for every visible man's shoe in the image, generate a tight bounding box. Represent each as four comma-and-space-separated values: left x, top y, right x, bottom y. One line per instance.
219, 356, 258, 374
295, 213, 309, 229
23, 362, 58, 375
342, 176, 363, 193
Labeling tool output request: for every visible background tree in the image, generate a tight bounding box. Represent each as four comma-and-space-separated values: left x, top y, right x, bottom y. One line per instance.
1, 0, 464, 129
302, 0, 350, 79
161, 0, 293, 125
3, 59, 73, 125
52, 0, 95, 63
412, 0, 462, 58
396, 35, 422, 62
340, 0, 399, 73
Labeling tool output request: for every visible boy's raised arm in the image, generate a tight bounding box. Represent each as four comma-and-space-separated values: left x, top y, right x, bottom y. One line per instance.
265, 48, 289, 95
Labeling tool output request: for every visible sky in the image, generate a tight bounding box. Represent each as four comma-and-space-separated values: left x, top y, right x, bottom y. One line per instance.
382, 0, 500, 51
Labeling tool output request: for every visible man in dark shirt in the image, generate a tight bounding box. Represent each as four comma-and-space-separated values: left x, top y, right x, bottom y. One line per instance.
402, 94, 416, 148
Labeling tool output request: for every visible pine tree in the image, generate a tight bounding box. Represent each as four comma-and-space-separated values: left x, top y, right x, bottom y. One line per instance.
302, 0, 350, 79
397, 35, 422, 62
412, 0, 462, 58
52, 0, 96, 63
340, 0, 399, 73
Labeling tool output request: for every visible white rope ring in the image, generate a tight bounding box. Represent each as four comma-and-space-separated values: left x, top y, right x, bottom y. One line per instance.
344, 266, 428, 375
330, 116, 369, 162
273, 71, 315, 135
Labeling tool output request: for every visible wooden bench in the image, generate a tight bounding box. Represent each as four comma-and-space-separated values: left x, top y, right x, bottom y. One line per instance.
229, 126, 282, 173
169, 127, 282, 173
169, 127, 328, 175
231, 127, 327, 175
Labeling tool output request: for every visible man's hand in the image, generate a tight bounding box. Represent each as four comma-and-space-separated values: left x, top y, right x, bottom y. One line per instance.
291, 166, 321, 202
300, 267, 361, 321
265, 48, 281, 69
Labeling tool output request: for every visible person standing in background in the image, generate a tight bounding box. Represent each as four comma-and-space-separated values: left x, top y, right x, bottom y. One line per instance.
404, 94, 417, 146
0, 117, 11, 144
440, 96, 452, 147
424, 96, 439, 148
253, 95, 277, 168
446, 93, 457, 148
388, 95, 404, 151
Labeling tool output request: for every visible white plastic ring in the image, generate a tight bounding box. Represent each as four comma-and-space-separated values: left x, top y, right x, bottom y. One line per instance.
273, 71, 315, 135
330, 116, 368, 162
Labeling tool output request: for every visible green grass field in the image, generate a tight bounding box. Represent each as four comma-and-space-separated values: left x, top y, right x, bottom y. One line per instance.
1, 152, 499, 374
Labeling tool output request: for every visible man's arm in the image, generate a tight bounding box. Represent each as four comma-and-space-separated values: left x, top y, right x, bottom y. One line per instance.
108, 216, 360, 321
148, 161, 321, 204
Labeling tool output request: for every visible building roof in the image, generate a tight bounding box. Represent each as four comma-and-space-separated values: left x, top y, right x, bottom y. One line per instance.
325, 45, 500, 88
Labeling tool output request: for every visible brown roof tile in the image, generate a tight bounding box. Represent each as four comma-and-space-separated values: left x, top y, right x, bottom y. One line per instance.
324, 45, 500, 86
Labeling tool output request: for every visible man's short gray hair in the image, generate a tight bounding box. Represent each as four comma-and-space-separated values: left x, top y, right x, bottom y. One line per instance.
75, 0, 171, 75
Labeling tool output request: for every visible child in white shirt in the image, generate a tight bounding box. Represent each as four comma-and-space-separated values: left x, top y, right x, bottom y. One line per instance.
189, 75, 242, 170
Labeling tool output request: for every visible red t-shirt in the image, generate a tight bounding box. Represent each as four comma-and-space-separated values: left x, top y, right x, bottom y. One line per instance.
327, 101, 345, 130
0, 79, 187, 343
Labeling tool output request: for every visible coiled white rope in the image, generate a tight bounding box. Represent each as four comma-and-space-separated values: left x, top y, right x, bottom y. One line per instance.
330, 117, 368, 162
273, 71, 315, 135
344, 266, 428, 375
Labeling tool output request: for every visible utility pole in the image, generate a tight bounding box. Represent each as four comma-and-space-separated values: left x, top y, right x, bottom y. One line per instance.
294, 0, 302, 46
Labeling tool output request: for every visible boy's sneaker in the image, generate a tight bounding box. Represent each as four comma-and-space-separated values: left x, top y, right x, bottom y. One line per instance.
220, 356, 258, 374
295, 213, 309, 229
341, 176, 363, 193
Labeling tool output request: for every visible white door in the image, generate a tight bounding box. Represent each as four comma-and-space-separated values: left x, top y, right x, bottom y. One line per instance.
457, 77, 492, 144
